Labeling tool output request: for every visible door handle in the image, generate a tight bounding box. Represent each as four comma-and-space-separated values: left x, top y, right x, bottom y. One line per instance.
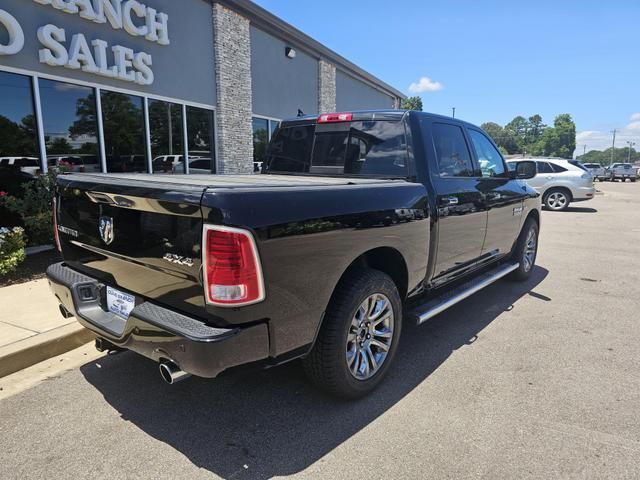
546, 176, 553, 180
440, 196, 459, 206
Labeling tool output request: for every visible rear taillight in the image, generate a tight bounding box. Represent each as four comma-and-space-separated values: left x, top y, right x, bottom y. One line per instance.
202, 225, 265, 306
52, 196, 61, 252
317, 112, 353, 123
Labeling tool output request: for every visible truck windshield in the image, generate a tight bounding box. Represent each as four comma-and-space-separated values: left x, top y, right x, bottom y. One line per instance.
265, 121, 408, 177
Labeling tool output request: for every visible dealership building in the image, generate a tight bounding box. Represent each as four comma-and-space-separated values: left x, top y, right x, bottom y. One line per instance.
0, 0, 404, 177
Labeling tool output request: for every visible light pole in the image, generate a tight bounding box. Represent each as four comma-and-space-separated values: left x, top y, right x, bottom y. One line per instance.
627, 141, 636, 163
583, 145, 587, 156
451, 107, 455, 118
610, 129, 617, 166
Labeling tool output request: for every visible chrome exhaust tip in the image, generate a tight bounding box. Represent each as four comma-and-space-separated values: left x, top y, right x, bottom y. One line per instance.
159, 360, 191, 385
58, 304, 74, 319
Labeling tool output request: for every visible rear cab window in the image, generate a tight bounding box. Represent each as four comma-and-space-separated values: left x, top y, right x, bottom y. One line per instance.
265, 119, 409, 178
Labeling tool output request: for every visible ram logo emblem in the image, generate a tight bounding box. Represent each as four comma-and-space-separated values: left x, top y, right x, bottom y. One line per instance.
98, 216, 114, 245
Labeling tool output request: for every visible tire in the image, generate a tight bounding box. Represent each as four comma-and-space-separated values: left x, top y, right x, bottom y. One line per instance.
543, 188, 570, 211
631, 178, 636, 183
509, 217, 539, 282
303, 268, 402, 399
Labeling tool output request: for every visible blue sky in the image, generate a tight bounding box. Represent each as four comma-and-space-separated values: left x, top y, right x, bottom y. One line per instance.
254, 0, 640, 154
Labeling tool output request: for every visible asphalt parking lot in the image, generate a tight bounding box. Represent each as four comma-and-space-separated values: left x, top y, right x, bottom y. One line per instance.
1, 181, 639, 480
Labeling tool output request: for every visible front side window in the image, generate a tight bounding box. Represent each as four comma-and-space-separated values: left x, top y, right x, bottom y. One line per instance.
432, 123, 474, 177
40, 79, 99, 174
101, 91, 146, 173
468, 129, 505, 177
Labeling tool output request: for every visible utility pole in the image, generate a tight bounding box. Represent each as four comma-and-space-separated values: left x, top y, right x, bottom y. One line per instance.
452, 107, 455, 118
583, 145, 587, 156
610, 129, 617, 166
626, 141, 636, 163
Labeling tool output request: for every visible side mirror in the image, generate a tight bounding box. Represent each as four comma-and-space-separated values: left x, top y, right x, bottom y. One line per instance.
510, 161, 536, 180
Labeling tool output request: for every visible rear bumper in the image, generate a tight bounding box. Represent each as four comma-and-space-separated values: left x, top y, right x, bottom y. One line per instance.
46, 262, 270, 378
572, 186, 596, 201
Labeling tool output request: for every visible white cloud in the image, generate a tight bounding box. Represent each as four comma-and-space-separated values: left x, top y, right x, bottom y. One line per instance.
576, 118, 640, 154
630, 113, 640, 121
408, 76, 443, 93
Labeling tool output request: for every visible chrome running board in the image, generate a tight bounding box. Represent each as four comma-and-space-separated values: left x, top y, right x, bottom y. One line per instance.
408, 262, 520, 325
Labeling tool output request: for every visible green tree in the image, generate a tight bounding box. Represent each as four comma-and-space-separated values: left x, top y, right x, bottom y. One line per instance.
504, 115, 528, 148
526, 114, 546, 145
538, 114, 575, 158
480, 122, 503, 143
400, 96, 423, 111
580, 147, 639, 165
46, 137, 73, 155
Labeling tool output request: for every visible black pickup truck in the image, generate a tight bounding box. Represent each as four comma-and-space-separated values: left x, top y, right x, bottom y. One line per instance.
47, 110, 540, 398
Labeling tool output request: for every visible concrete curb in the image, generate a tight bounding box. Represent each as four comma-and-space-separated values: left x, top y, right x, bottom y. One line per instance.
0, 322, 95, 379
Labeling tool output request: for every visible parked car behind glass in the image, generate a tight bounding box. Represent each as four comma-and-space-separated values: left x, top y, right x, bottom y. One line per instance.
507, 158, 595, 211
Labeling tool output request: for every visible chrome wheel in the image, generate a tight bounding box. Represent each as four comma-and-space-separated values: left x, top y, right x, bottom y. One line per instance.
346, 293, 394, 380
546, 191, 568, 211
523, 227, 537, 272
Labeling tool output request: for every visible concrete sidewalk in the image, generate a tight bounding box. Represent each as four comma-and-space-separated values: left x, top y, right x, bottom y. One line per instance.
0, 279, 94, 378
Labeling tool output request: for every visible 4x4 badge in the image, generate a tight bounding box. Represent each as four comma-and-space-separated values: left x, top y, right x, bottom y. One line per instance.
99, 216, 114, 245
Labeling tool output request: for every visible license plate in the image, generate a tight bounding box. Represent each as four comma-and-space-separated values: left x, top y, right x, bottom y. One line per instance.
106, 286, 135, 319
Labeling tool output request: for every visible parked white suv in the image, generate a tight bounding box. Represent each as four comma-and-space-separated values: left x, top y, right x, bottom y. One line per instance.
507, 158, 595, 211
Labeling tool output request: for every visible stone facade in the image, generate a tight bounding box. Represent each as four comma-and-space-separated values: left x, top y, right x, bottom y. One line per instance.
318, 59, 336, 114
212, 3, 254, 174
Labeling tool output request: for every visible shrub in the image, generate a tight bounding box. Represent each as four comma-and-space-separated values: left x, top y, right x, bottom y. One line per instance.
0, 171, 56, 246
0, 227, 26, 276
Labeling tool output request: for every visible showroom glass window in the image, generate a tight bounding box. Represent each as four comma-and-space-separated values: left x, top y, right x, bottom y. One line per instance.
186, 107, 215, 174
252, 117, 269, 171
0, 71, 40, 217
39, 79, 100, 174
149, 100, 184, 174
252, 117, 280, 172
101, 91, 146, 173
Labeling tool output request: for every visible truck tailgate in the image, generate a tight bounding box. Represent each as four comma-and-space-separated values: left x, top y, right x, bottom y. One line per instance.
55, 174, 207, 318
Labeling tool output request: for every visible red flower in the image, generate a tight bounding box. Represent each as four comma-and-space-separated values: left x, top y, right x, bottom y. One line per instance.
0, 191, 7, 197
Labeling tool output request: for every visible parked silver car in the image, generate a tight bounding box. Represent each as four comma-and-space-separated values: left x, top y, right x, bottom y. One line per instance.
507, 158, 595, 211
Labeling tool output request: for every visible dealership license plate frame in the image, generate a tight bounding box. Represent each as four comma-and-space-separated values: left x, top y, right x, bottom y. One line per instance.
106, 286, 135, 319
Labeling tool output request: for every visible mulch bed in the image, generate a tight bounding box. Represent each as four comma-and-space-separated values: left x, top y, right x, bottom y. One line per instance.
0, 249, 62, 288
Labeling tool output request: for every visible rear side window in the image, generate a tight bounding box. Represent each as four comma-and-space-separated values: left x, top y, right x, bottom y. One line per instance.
432, 123, 474, 177
550, 163, 567, 173
536, 161, 554, 174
